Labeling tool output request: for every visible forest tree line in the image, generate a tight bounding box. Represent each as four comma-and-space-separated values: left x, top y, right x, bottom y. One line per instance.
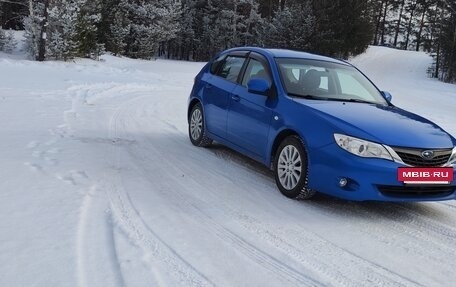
0, 0, 455, 83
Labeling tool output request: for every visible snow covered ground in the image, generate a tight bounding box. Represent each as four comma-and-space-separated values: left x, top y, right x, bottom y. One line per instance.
1, 42, 455, 287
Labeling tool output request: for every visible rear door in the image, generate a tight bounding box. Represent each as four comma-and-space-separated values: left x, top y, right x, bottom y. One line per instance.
226, 53, 274, 158
202, 52, 248, 139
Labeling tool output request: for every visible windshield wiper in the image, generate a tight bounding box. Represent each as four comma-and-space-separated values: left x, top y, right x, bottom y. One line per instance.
289, 93, 379, 104
288, 93, 328, 100
337, 98, 376, 104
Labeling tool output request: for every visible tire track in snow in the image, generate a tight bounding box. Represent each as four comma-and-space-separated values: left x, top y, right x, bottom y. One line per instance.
117, 95, 422, 287
106, 96, 216, 287
307, 200, 456, 265
112, 95, 324, 287
206, 147, 456, 272
209, 141, 456, 252
126, 153, 324, 287
105, 182, 215, 287
230, 212, 422, 287
438, 202, 456, 211
133, 140, 421, 287
347, 201, 456, 251
388, 203, 456, 239
38, 86, 127, 287
119, 98, 436, 286
76, 185, 125, 287
68, 85, 206, 287
212, 142, 456, 237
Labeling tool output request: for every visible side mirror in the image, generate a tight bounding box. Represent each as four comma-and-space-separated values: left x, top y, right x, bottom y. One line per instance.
247, 79, 270, 96
382, 91, 393, 103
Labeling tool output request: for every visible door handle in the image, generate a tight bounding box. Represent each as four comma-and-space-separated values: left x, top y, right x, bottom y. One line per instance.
231, 95, 240, 102
205, 83, 213, 89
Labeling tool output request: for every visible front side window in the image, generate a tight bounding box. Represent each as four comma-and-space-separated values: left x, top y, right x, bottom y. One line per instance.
242, 59, 271, 86
276, 58, 387, 105
217, 56, 246, 83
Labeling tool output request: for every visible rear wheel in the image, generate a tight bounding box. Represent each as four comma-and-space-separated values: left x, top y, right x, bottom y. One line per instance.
274, 136, 315, 199
189, 103, 212, 147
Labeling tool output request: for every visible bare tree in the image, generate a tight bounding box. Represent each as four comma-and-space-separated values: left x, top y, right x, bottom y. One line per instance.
404, 0, 417, 49
380, 0, 391, 44
36, 0, 48, 61
415, 0, 432, 51
393, 0, 406, 47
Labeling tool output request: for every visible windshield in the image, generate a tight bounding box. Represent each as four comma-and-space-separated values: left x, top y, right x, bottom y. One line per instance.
276, 58, 387, 105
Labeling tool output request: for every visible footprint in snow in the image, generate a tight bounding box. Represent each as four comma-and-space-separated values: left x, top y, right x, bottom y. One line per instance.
32, 150, 44, 158
24, 162, 44, 173
44, 157, 58, 166
27, 141, 39, 149
45, 147, 61, 154
56, 170, 89, 186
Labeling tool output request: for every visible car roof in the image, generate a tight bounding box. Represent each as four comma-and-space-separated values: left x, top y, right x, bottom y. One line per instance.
223, 47, 349, 66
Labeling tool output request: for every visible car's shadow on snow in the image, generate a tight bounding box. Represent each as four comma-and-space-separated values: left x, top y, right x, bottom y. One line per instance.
203, 141, 452, 223
205, 142, 274, 178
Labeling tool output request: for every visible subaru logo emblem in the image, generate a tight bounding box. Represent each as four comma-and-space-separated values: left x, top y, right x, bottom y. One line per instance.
421, 150, 435, 159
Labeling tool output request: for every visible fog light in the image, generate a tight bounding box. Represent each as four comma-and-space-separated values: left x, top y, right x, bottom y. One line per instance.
339, 178, 348, 187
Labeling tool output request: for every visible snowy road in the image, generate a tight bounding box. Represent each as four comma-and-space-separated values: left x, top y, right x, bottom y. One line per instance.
1, 47, 456, 287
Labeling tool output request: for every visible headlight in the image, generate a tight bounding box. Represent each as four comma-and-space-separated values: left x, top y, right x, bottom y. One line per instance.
334, 134, 393, 161
448, 147, 456, 166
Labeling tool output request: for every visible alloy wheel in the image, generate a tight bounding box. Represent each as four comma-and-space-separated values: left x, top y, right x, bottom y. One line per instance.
190, 108, 202, 140
277, 145, 302, 190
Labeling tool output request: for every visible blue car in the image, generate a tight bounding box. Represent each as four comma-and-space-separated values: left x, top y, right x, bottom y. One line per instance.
187, 47, 456, 201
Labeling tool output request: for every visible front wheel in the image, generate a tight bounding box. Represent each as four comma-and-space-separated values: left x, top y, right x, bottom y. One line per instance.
274, 136, 315, 199
189, 103, 212, 147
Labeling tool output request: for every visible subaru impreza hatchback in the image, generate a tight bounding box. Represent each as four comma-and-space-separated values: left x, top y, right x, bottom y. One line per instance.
187, 47, 456, 201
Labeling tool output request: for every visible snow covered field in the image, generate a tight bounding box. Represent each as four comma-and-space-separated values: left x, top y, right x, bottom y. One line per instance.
1, 43, 455, 287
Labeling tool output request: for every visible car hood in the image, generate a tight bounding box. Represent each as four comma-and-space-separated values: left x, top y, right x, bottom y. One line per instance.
296, 100, 454, 148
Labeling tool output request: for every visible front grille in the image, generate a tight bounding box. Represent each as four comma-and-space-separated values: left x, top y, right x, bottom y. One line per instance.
378, 185, 455, 198
392, 147, 452, 167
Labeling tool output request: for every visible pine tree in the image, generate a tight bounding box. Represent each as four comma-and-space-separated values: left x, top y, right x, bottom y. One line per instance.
201, 0, 238, 56
263, 1, 315, 51
165, 0, 195, 60
310, 0, 374, 58
438, 0, 456, 82
23, 0, 45, 60
116, 0, 180, 59
403, 0, 417, 49
46, 0, 79, 60
414, 0, 433, 51
189, 0, 262, 61
235, 0, 263, 46
191, 0, 212, 61
108, 7, 130, 56
0, 28, 5, 50
393, 0, 406, 47
1, 29, 17, 52
73, 0, 104, 59
0, 0, 28, 29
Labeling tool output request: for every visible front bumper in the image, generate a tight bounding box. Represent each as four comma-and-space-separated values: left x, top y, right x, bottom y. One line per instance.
307, 143, 456, 202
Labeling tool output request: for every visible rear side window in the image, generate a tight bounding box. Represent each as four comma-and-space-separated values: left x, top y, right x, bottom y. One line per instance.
210, 55, 225, 74
217, 56, 246, 83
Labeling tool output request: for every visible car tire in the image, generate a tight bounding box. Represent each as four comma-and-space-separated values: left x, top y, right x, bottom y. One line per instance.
189, 103, 212, 147
274, 135, 316, 199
